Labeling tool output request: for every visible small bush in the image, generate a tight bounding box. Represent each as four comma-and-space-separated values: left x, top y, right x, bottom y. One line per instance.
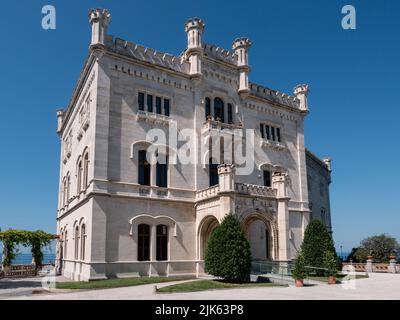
292, 253, 307, 280
323, 251, 338, 277
204, 214, 251, 283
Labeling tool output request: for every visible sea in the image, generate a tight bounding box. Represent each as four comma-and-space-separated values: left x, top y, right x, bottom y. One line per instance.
0, 253, 56, 265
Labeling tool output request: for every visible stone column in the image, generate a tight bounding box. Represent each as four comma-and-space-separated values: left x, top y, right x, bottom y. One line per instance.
366, 256, 373, 273
232, 38, 252, 94
185, 18, 205, 79
218, 164, 236, 218
272, 173, 290, 261
89, 9, 111, 46
388, 257, 397, 274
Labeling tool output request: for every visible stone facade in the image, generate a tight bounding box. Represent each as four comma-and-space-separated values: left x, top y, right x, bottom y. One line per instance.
55, 9, 333, 281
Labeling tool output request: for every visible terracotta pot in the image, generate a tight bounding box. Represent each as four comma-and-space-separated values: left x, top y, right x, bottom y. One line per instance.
295, 279, 304, 287
389, 255, 396, 260
328, 276, 337, 285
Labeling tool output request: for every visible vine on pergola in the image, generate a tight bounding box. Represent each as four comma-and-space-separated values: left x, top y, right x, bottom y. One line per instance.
0, 230, 54, 269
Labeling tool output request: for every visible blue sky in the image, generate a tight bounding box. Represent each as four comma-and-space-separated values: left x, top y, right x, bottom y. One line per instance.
0, 0, 399, 253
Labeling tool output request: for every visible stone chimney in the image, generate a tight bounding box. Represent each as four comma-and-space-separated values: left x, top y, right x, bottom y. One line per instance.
185, 18, 205, 79
232, 38, 252, 94
89, 8, 111, 46
294, 84, 310, 111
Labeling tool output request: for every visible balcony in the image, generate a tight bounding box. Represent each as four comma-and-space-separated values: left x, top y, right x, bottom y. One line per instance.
136, 110, 171, 126
195, 183, 277, 202
260, 139, 286, 151
234, 183, 277, 198
202, 118, 243, 137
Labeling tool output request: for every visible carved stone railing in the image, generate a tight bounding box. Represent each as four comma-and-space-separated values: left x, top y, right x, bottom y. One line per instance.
2, 265, 36, 278
234, 183, 277, 198
136, 110, 171, 126
196, 185, 220, 201
342, 262, 399, 273
260, 139, 286, 151
202, 119, 243, 136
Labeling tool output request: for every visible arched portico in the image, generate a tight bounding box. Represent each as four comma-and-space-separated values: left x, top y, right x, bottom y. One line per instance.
197, 215, 220, 259
240, 211, 278, 261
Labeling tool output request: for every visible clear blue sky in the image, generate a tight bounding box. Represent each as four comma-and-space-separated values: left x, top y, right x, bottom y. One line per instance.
0, 0, 399, 253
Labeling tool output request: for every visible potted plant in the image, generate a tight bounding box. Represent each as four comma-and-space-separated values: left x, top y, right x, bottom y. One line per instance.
323, 251, 338, 285
292, 253, 307, 287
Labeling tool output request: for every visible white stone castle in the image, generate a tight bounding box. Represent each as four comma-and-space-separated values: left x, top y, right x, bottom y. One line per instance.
55, 9, 332, 281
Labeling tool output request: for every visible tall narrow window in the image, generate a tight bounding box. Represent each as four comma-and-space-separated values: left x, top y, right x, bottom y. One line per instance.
156, 225, 168, 261
263, 170, 271, 187
265, 229, 270, 259
64, 231, 68, 259
138, 150, 151, 186
164, 99, 170, 117
83, 152, 89, 189
66, 173, 71, 203
80, 224, 86, 260
277, 128, 281, 142
138, 224, 150, 261
77, 159, 82, 194
265, 125, 271, 140
209, 158, 219, 187
156, 97, 162, 114
271, 127, 276, 141
147, 94, 153, 112
260, 124, 265, 138
214, 98, 225, 123
205, 97, 211, 119
74, 226, 79, 260
138, 92, 145, 111
227, 104, 233, 123
156, 154, 168, 188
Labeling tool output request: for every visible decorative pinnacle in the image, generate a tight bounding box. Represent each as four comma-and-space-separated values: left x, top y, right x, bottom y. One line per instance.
232, 38, 252, 50
323, 157, 332, 172
89, 8, 111, 25
185, 17, 205, 32
294, 84, 310, 95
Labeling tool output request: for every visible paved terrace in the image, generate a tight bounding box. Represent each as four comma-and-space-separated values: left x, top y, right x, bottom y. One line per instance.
1, 273, 399, 300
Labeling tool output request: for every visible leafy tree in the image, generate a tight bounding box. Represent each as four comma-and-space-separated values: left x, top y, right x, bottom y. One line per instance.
292, 252, 307, 280
355, 234, 399, 263
301, 220, 337, 275
323, 250, 338, 277
205, 214, 251, 283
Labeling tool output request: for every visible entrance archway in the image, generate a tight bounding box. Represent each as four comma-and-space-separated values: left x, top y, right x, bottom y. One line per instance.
242, 213, 275, 261
198, 216, 220, 259
247, 220, 271, 260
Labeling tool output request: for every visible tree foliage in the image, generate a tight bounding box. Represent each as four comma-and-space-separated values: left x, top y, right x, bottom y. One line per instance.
301, 220, 336, 275
204, 214, 251, 283
0, 230, 54, 268
355, 234, 399, 263
323, 250, 338, 277
292, 253, 307, 280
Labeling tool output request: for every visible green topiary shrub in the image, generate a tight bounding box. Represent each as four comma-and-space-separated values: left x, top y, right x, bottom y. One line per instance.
204, 214, 251, 283
292, 253, 307, 280
323, 250, 338, 277
301, 220, 337, 276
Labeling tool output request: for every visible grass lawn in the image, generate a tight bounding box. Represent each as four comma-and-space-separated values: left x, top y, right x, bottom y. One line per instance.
56, 276, 193, 290
307, 273, 369, 283
157, 280, 287, 293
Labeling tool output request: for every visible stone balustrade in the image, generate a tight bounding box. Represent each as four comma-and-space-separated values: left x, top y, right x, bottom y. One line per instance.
196, 185, 220, 201
342, 261, 400, 274
234, 183, 277, 198
201, 119, 243, 136
136, 110, 171, 126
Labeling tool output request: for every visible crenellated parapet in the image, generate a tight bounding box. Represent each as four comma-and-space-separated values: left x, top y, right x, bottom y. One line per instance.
249, 82, 300, 110
105, 36, 190, 74
203, 44, 237, 65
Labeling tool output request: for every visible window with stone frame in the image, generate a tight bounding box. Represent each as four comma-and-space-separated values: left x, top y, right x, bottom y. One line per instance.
138, 224, 150, 261
259, 123, 282, 143
156, 225, 168, 261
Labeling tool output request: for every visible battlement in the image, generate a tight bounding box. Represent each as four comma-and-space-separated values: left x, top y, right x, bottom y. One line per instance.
185, 17, 205, 32
203, 43, 237, 65
249, 83, 300, 109
104, 35, 190, 74
232, 37, 252, 50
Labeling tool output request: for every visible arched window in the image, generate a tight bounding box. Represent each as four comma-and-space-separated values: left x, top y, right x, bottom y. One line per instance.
65, 173, 71, 205
64, 231, 68, 259
156, 152, 168, 188
205, 97, 211, 119
138, 224, 150, 261
138, 150, 151, 186
83, 151, 89, 189
156, 225, 168, 261
227, 103, 233, 124
77, 158, 83, 194
80, 224, 86, 260
74, 226, 80, 260
214, 98, 225, 123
